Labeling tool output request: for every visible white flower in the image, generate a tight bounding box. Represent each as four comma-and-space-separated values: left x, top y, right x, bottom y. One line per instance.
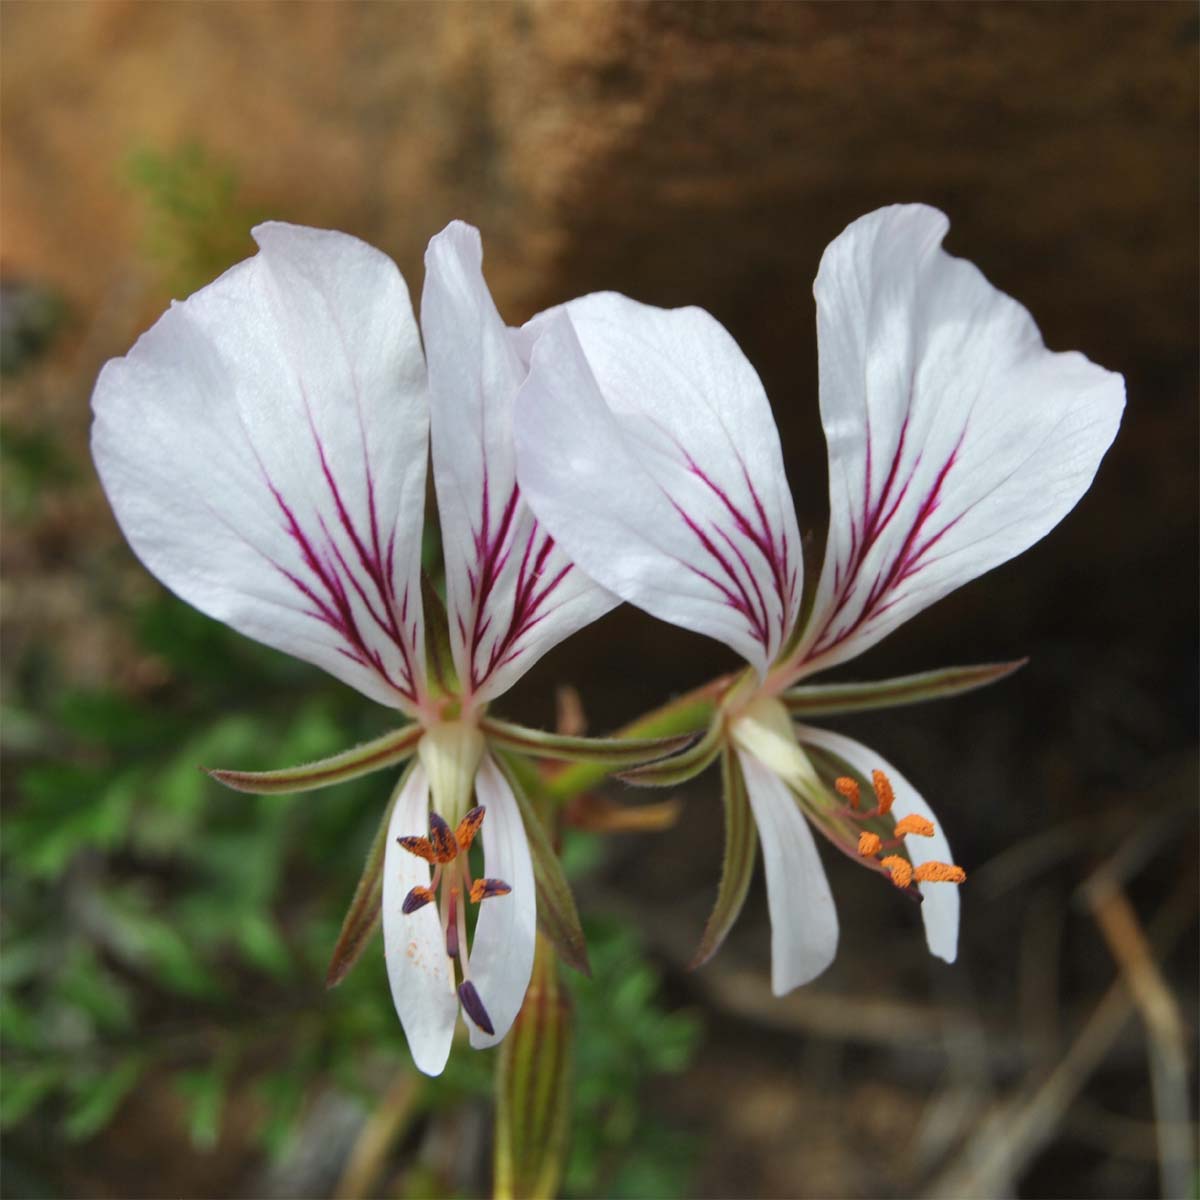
513, 204, 1125, 993
91, 221, 618, 1074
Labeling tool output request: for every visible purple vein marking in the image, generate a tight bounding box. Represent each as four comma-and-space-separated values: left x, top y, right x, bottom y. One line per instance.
258, 403, 420, 703
460, 469, 572, 694
669, 446, 797, 655
811, 420, 968, 658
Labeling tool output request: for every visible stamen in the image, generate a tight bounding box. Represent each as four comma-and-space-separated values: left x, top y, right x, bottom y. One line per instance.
456, 805, 486, 852
470, 877, 512, 903
428, 812, 459, 863
457, 980, 495, 1035
880, 854, 913, 889
445, 887, 460, 959
894, 814, 935, 838
914, 861, 967, 884
857, 832, 882, 857
834, 777, 861, 810
871, 770, 894, 816
402, 885, 435, 914
397, 835, 438, 862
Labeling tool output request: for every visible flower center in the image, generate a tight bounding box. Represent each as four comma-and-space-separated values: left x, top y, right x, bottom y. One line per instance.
835, 772, 967, 892
396, 805, 511, 1034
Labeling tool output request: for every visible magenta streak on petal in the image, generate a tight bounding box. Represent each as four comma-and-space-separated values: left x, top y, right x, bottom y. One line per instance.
458, 463, 578, 695
663, 446, 799, 655
809, 423, 968, 659
669, 498, 770, 647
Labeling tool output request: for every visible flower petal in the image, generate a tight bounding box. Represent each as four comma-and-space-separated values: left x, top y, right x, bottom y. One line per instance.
735, 747, 839, 994
92, 223, 429, 710
381, 762, 459, 1076
789, 205, 1124, 676
796, 724, 958, 963
466, 755, 537, 1048
421, 223, 616, 704
515, 299, 802, 675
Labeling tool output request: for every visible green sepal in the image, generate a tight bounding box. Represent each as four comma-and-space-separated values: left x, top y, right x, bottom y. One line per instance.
325, 762, 412, 988
494, 934, 572, 1200
781, 659, 1027, 717
482, 716, 693, 767
421, 572, 460, 698
617, 715, 724, 787
204, 723, 423, 795
497, 756, 591, 977
690, 748, 758, 970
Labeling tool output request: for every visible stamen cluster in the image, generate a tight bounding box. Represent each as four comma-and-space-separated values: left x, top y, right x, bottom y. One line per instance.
397, 805, 512, 1034
837, 772, 967, 891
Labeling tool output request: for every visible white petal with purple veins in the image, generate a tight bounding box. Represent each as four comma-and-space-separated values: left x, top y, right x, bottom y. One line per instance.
797, 724, 958, 963
736, 746, 839, 993
516, 301, 802, 675
465, 754, 536, 1048
421, 223, 616, 704
92, 223, 429, 711
381, 764, 459, 1076
790, 205, 1125, 677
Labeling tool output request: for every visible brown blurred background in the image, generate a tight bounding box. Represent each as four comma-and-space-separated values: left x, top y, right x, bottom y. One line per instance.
2, 3, 1196, 1198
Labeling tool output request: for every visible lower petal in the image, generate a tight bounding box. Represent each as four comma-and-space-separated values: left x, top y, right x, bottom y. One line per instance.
466, 755, 537, 1048
736, 748, 839, 994
796, 724, 959, 963
381, 763, 459, 1075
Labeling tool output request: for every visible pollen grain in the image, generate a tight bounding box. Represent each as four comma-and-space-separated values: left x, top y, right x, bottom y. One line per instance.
835, 776, 861, 809
880, 854, 913, 889
857, 831, 882, 857
914, 861, 967, 884
871, 770, 895, 815
894, 814, 935, 838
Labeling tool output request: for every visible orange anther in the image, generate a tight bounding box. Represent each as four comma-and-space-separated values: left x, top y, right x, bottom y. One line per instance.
914, 861, 967, 884
857, 831, 882, 857
456, 806, 486, 852
871, 770, 894, 815
881, 854, 913, 889
894, 814, 935, 838
834, 777, 861, 809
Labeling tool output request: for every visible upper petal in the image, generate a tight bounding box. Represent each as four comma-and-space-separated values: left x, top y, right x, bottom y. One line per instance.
515, 299, 802, 675
381, 763, 459, 1076
91, 222, 429, 710
421, 223, 616, 704
465, 754, 537, 1048
735, 746, 839, 994
789, 205, 1124, 676
796, 724, 958, 963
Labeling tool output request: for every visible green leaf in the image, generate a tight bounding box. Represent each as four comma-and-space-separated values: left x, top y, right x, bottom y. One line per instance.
325, 765, 411, 988
175, 1066, 226, 1150
205, 723, 421, 795
235, 912, 293, 980
498, 757, 590, 977
482, 717, 693, 768
782, 660, 1027, 717
617, 716, 724, 787
495, 936, 572, 1200
689, 750, 758, 970
0, 1062, 60, 1128
64, 1060, 143, 1141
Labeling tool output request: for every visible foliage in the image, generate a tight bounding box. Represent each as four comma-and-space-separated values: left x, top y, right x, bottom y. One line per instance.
2, 591, 700, 1196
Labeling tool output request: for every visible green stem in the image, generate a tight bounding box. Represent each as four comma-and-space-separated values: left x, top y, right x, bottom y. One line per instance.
544, 674, 734, 801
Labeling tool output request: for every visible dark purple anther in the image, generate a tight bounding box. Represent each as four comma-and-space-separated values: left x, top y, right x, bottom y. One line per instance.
428, 811, 457, 861
402, 885, 434, 915
457, 980, 495, 1035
